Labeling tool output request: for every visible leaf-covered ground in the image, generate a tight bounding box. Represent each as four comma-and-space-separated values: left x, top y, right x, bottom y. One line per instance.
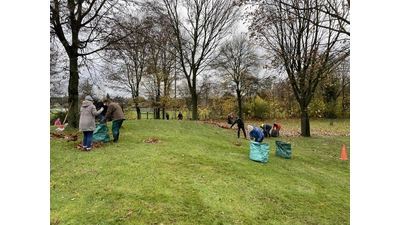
50, 132, 104, 150
200, 120, 350, 137
51, 119, 349, 151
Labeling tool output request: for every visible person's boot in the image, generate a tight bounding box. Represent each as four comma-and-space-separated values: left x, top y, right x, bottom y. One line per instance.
113, 133, 119, 142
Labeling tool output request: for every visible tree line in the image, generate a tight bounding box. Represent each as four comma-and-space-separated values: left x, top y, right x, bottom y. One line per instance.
50, 0, 350, 136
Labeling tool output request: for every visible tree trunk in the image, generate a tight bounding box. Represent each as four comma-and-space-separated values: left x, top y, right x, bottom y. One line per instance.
191, 92, 198, 120
67, 55, 80, 128
236, 89, 243, 118
136, 105, 141, 120
155, 89, 161, 119
300, 107, 311, 137
154, 107, 160, 119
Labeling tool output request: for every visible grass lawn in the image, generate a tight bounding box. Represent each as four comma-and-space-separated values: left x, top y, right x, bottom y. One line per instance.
50, 119, 350, 225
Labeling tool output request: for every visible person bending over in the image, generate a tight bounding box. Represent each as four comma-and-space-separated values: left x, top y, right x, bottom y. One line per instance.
248, 125, 264, 143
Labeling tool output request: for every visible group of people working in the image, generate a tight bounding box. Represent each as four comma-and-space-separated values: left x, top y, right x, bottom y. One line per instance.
247, 123, 280, 142
228, 113, 281, 143
78, 96, 126, 151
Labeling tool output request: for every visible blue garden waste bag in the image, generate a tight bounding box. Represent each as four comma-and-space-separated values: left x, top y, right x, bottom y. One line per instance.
275, 140, 291, 159
92, 123, 110, 142
249, 141, 270, 163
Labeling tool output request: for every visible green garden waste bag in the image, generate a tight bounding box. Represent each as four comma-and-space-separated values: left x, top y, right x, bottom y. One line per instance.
275, 140, 292, 159
92, 123, 110, 143
249, 141, 270, 163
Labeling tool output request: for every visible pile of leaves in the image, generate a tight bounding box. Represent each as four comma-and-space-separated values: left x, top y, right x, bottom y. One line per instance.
199, 121, 349, 137
200, 120, 232, 129
143, 138, 162, 143
50, 132, 105, 150
50, 132, 78, 142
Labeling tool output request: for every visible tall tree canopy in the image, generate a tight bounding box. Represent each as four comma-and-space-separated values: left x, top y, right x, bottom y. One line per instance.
150, 0, 241, 120
215, 33, 262, 118
50, 0, 131, 127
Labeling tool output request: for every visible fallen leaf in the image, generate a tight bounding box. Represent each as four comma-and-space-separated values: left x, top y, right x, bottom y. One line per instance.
143, 138, 162, 143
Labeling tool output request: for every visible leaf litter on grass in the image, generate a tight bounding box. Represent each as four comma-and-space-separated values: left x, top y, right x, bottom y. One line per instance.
200, 120, 349, 137
143, 137, 162, 143
50, 132, 104, 150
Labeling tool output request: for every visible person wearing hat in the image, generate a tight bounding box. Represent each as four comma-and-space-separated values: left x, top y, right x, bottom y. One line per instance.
260, 123, 272, 138
101, 98, 125, 142
230, 116, 246, 139
79, 95, 104, 151
248, 125, 264, 142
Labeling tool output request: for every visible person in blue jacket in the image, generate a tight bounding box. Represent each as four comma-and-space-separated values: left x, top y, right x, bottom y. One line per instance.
248, 125, 264, 143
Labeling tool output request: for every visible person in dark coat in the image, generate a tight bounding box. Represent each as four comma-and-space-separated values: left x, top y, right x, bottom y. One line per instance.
101, 99, 125, 142
94, 97, 107, 122
178, 112, 183, 120
260, 123, 272, 138
166, 112, 170, 120
230, 116, 247, 139
79, 96, 104, 151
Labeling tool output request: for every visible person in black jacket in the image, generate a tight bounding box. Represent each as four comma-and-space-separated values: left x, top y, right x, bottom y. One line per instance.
230, 116, 247, 139
260, 123, 272, 138
94, 98, 107, 123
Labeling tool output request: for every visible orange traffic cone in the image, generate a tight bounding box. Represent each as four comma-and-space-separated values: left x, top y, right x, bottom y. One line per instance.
340, 144, 348, 160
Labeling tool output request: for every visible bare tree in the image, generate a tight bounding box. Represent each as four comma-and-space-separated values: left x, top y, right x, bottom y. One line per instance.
50, 0, 131, 127
214, 33, 262, 118
321, 57, 350, 119
143, 14, 176, 119
98, 11, 154, 119
79, 78, 95, 98
241, 0, 350, 37
279, 0, 350, 37
150, 0, 241, 121
246, 0, 350, 136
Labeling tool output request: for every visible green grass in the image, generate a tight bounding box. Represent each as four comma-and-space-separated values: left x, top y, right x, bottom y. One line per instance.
50, 119, 350, 225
